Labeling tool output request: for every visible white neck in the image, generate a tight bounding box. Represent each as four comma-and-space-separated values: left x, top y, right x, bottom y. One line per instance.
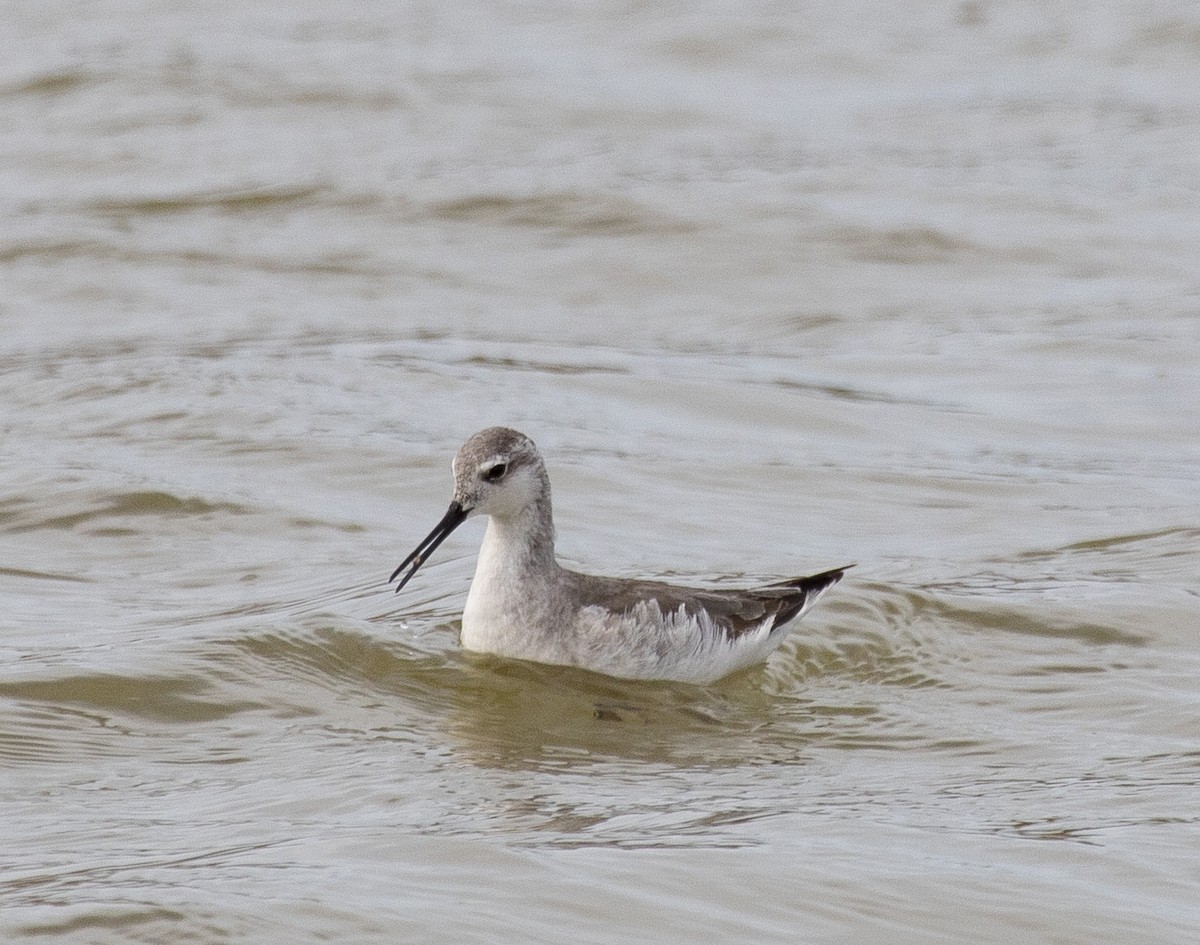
461, 496, 560, 651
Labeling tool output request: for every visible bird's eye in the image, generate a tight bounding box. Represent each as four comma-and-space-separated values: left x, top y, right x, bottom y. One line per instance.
483, 462, 508, 482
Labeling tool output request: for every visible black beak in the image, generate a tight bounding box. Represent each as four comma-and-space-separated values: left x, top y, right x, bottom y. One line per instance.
389, 501, 469, 593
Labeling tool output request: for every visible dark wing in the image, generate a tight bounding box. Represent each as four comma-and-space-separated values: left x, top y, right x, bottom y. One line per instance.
757, 566, 850, 630
564, 566, 850, 641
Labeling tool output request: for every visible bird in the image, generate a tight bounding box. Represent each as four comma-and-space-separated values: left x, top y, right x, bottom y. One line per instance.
389, 427, 848, 683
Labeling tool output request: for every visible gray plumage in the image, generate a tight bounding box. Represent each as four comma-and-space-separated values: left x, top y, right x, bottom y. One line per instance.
390, 427, 848, 683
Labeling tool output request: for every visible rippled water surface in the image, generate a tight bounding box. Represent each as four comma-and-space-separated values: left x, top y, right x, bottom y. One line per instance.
3, 1, 1200, 942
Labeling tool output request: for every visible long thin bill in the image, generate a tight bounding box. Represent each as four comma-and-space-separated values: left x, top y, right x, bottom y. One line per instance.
389, 501, 468, 592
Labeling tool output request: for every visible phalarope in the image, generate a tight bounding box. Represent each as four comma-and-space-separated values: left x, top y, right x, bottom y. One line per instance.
389, 427, 848, 683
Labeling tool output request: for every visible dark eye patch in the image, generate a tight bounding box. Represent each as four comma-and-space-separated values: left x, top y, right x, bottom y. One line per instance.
483, 462, 508, 482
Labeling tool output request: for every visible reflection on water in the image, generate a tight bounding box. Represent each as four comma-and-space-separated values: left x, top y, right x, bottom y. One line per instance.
3, 531, 1198, 937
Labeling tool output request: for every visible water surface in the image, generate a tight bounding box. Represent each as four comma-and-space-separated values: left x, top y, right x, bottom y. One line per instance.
3, 1, 1199, 942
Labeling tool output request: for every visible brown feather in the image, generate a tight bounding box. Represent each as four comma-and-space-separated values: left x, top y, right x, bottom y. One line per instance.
561, 566, 850, 641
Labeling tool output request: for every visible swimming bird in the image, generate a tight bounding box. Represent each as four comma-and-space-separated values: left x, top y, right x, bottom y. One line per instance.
389, 427, 847, 683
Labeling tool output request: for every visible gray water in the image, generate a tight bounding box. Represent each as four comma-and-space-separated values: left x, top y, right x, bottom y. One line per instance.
3, 1, 1199, 942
